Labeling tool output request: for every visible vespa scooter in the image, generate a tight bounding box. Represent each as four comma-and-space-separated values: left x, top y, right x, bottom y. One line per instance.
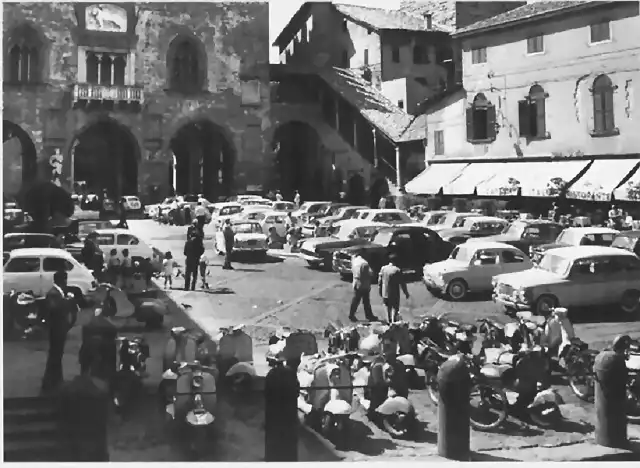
112, 335, 150, 413
214, 325, 256, 392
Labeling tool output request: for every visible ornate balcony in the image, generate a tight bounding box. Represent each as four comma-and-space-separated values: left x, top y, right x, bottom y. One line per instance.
73, 83, 144, 104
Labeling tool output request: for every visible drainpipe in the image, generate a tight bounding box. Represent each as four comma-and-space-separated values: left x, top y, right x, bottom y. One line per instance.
395, 145, 401, 190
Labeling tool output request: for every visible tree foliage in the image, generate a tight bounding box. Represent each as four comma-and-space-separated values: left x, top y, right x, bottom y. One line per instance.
21, 181, 74, 231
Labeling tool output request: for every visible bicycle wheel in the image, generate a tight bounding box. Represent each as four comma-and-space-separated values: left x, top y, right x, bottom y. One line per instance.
469, 383, 508, 431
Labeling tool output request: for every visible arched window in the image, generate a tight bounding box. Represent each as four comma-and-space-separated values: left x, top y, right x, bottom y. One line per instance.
413, 45, 428, 64
168, 36, 205, 92
518, 84, 549, 139
466, 93, 496, 143
592, 74, 617, 136
6, 24, 43, 84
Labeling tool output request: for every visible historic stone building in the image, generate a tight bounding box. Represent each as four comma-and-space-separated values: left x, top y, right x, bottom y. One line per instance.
3, 2, 270, 202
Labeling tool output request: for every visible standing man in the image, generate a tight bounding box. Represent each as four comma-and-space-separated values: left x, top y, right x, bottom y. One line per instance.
378, 255, 410, 323
183, 234, 204, 290
294, 191, 301, 209
349, 249, 378, 322
194, 201, 208, 228
117, 198, 129, 229
223, 219, 235, 270
275, 190, 284, 202
378, 196, 387, 209
42, 271, 77, 393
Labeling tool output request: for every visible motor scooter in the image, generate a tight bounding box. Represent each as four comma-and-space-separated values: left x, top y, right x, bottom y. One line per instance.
112, 335, 150, 413
163, 361, 217, 459
266, 328, 319, 365
163, 327, 215, 372
213, 324, 256, 392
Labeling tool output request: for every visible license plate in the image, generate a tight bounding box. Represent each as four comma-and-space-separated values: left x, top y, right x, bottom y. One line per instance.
248, 240, 257, 245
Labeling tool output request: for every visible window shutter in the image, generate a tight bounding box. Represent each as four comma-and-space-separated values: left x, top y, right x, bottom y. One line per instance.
518, 100, 531, 137
20, 48, 30, 82
593, 91, 604, 133
604, 89, 615, 131
535, 98, 546, 137
486, 105, 497, 140
28, 48, 38, 83
466, 108, 474, 141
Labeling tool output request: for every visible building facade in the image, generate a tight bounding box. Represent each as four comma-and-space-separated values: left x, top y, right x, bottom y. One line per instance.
410, 1, 640, 204
3, 2, 271, 202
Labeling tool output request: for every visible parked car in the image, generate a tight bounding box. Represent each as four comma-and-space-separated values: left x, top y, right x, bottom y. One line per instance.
437, 216, 509, 246
3, 248, 98, 304
291, 201, 332, 226
272, 201, 296, 212
4, 233, 64, 264
119, 195, 144, 217
355, 209, 413, 225
302, 205, 369, 237
240, 198, 273, 208
611, 230, 640, 257
209, 202, 244, 230
470, 219, 564, 257
3, 201, 29, 233
430, 211, 483, 232
74, 229, 163, 271
228, 194, 265, 203
76, 220, 115, 242
214, 220, 268, 258
530, 226, 619, 263
493, 246, 640, 317
424, 242, 533, 301
332, 225, 454, 279
419, 210, 450, 227
298, 220, 389, 269
300, 203, 351, 236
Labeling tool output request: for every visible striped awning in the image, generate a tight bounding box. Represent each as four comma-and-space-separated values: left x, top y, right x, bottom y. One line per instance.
613, 162, 640, 202
443, 163, 507, 196
566, 159, 640, 201
405, 163, 469, 195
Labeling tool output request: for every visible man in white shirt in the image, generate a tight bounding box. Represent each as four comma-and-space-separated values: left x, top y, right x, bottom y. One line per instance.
195, 202, 208, 227
349, 250, 378, 322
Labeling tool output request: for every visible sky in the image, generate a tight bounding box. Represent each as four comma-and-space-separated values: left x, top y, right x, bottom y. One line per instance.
269, 0, 403, 63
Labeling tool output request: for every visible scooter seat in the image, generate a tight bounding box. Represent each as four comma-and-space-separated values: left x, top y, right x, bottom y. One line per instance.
480, 364, 512, 379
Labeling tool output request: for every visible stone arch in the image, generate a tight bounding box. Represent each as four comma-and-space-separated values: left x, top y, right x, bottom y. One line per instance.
272, 120, 326, 201
69, 117, 141, 197
347, 173, 366, 206
166, 33, 208, 92
169, 119, 235, 201
3, 120, 38, 195
4, 22, 48, 84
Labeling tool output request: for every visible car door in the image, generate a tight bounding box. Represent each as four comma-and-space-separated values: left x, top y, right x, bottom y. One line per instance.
500, 249, 531, 274
390, 233, 414, 271
467, 249, 502, 290
613, 256, 640, 295
42, 257, 75, 294
92, 232, 116, 258
3, 256, 43, 295
564, 257, 605, 307
410, 230, 437, 266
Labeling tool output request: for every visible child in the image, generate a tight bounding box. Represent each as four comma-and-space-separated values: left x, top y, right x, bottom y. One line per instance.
106, 248, 120, 285
120, 249, 133, 290
199, 253, 209, 289
162, 252, 176, 289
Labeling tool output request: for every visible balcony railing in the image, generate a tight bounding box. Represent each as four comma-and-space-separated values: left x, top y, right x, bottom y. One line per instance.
73, 83, 144, 104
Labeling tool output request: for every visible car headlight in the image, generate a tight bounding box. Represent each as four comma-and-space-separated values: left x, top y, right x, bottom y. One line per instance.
517, 288, 530, 303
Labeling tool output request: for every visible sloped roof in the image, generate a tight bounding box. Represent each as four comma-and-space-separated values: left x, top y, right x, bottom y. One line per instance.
333, 3, 452, 33
317, 67, 424, 143
455, 1, 603, 36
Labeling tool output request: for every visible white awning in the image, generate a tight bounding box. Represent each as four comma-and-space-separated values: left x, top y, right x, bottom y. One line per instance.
476, 160, 591, 197
566, 159, 640, 201
443, 163, 508, 196
613, 162, 640, 202
405, 163, 469, 195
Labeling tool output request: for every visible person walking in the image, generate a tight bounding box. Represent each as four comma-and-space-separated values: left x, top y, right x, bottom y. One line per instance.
349, 250, 378, 322
42, 271, 77, 393
162, 251, 176, 289
199, 253, 210, 289
117, 198, 129, 229
187, 218, 204, 241
183, 235, 204, 290
294, 191, 301, 209
222, 219, 235, 270
378, 255, 410, 323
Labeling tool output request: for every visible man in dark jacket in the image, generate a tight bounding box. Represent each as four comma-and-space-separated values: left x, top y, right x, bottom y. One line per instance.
42, 271, 77, 393
223, 219, 235, 270
183, 235, 204, 290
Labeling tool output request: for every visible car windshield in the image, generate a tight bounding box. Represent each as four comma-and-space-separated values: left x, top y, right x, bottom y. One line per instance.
611, 235, 638, 251
538, 253, 571, 276
307, 204, 326, 214
502, 221, 527, 236
426, 213, 446, 225
220, 206, 242, 216
449, 245, 472, 262
372, 229, 395, 246
233, 223, 262, 234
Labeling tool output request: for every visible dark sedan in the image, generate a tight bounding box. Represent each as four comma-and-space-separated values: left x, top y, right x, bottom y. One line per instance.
469, 219, 564, 257
612, 230, 640, 257
332, 225, 454, 279
437, 216, 508, 246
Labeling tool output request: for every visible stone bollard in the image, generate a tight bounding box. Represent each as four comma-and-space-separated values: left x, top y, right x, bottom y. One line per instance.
437, 354, 471, 461
594, 350, 628, 449
264, 362, 300, 461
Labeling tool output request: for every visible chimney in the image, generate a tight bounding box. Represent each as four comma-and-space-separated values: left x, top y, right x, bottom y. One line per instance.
424, 13, 432, 30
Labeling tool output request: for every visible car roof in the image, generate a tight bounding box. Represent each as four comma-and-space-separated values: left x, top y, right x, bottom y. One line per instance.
261, 211, 286, 217
461, 241, 521, 251
215, 202, 242, 207
564, 227, 619, 234
467, 216, 507, 223
362, 209, 407, 214
4, 232, 55, 238
340, 219, 389, 228
91, 228, 136, 235
549, 246, 635, 259
450, 212, 481, 217
616, 230, 640, 238
232, 219, 261, 224
9, 247, 74, 258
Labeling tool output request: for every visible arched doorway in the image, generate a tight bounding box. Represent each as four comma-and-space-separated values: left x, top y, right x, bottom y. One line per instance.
273, 121, 323, 200
348, 174, 366, 206
3, 120, 38, 195
169, 120, 234, 201
71, 119, 140, 198
369, 177, 390, 208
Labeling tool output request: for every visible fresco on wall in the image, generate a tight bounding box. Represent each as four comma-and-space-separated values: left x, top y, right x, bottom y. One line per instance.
86, 4, 127, 32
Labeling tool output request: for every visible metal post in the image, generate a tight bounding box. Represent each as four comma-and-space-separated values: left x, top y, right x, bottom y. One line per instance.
594, 350, 628, 449
372, 129, 378, 168
437, 355, 471, 460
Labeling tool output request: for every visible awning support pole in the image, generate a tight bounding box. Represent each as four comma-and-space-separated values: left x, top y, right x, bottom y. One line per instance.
395, 146, 401, 189
372, 129, 378, 168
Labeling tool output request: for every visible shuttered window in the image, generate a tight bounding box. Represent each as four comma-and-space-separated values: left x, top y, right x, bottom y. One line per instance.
518, 85, 548, 139
471, 47, 487, 64
527, 35, 544, 54
434, 130, 444, 155
466, 94, 496, 143
590, 21, 611, 44
592, 74, 616, 135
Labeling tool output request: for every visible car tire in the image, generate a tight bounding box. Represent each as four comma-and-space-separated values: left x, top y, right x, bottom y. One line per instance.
620, 290, 640, 316
535, 294, 558, 316
446, 279, 468, 301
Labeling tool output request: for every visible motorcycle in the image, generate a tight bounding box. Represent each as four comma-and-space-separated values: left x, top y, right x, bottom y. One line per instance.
620, 338, 640, 422
163, 361, 217, 459
163, 327, 215, 372
213, 324, 256, 392
112, 335, 150, 413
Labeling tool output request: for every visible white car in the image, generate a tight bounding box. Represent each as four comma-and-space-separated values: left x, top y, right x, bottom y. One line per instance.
423, 241, 534, 301
209, 202, 244, 229
272, 201, 296, 212
254, 210, 288, 237
86, 228, 163, 271
291, 201, 332, 225
356, 209, 413, 225
214, 221, 269, 256
3, 248, 98, 303
119, 195, 143, 214
240, 198, 273, 208
231, 206, 273, 222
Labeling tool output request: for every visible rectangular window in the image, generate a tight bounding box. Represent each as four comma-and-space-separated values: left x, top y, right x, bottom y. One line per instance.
527, 35, 544, 54
518, 97, 547, 139
590, 21, 611, 43
364, 48, 369, 66
434, 130, 444, 155
471, 47, 487, 64
391, 46, 400, 63
397, 100, 404, 109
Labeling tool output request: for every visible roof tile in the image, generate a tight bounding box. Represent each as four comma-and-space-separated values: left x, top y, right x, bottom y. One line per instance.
334, 3, 453, 33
